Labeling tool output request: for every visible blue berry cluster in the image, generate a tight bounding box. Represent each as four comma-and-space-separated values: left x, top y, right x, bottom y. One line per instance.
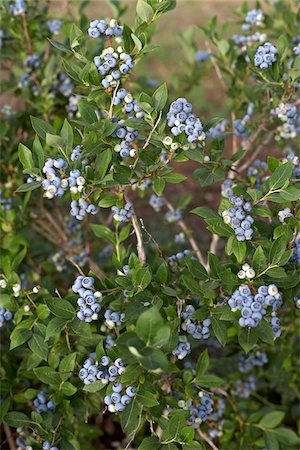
149, 194, 165, 212
47, 20, 62, 35
286, 152, 300, 178
56, 73, 74, 98
232, 32, 266, 48
79, 355, 125, 385
290, 232, 300, 263
112, 117, 139, 158
233, 102, 254, 136
43, 442, 59, 450
181, 305, 211, 340
111, 202, 133, 222
88, 19, 123, 39
271, 103, 299, 141
247, 159, 267, 188
0, 189, 12, 211
278, 207, 292, 223
187, 393, 214, 428
238, 350, 268, 373
33, 390, 55, 414
70, 199, 98, 221
168, 250, 192, 266
0, 307, 13, 327
243, 9, 264, 31
72, 276, 102, 322
113, 89, 144, 120
105, 334, 116, 350
104, 309, 125, 328
167, 98, 205, 143
228, 284, 283, 336
94, 46, 134, 89
232, 375, 256, 398
254, 42, 277, 69
206, 119, 227, 139
9, 0, 26, 15
71, 145, 83, 162
222, 194, 254, 241
294, 293, 300, 310
172, 336, 191, 360
66, 94, 80, 117
165, 209, 182, 223
24, 54, 41, 70
294, 43, 300, 56
0, 30, 4, 49
195, 50, 210, 62
104, 383, 136, 413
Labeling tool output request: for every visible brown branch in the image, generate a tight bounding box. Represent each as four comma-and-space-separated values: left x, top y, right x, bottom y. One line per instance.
3, 423, 17, 450
197, 429, 219, 450
22, 13, 32, 54
164, 198, 207, 267
238, 131, 274, 173
131, 213, 146, 266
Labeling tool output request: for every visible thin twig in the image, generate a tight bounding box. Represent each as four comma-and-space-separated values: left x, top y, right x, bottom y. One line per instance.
164, 198, 207, 267
197, 429, 219, 450
139, 218, 165, 260
108, 80, 120, 119
143, 111, 162, 149
131, 213, 146, 265
3, 423, 17, 450
238, 131, 273, 173
209, 234, 219, 254
22, 13, 32, 54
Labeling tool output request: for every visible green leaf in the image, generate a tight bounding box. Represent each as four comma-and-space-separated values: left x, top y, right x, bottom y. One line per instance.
46, 133, 63, 148
45, 317, 66, 340
34, 366, 60, 386
268, 161, 292, 190
153, 178, 165, 195
120, 398, 142, 435
195, 374, 224, 388
138, 436, 160, 450
32, 135, 45, 169
28, 334, 48, 361
4, 412, 29, 428
136, 306, 163, 345
256, 320, 274, 345
136, 0, 154, 22
16, 181, 42, 193
271, 428, 300, 445
253, 246, 267, 274
10, 327, 32, 350
196, 349, 210, 377
46, 298, 75, 319
91, 224, 116, 245
264, 431, 279, 450
30, 116, 56, 141
269, 237, 287, 265
59, 353, 77, 381
136, 390, 159, 407
211, 317, 227, 346
69, 24, 83, 49
78, 100, 97, 124
161, 172, 187, 183
152, 83, 168, 111
61, 381, 77, 396
49, 39, 71, 54
259, 411, 285, 429
238, 327, 258, 353
191, 207, 219, 219
123, 24, 135, 53
280, 186, 300, 201
95, 149, 112, 180
83, 380, 106, 392
132, 267, 152, 289
61, 119, 73, 154
18, 143, 34, 170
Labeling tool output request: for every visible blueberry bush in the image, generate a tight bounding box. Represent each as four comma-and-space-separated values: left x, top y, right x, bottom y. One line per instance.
0, 0, 300, 449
